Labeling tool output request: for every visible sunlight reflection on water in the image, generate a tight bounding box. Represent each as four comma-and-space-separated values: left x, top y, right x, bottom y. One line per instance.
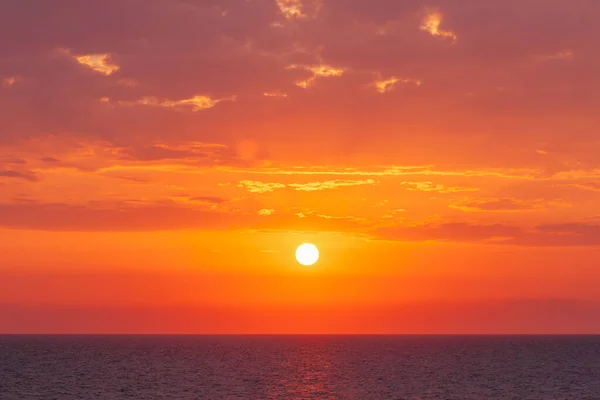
1, 335, 599, 399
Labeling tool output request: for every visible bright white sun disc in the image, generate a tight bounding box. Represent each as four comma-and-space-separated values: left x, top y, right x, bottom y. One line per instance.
295, 243, 319, 266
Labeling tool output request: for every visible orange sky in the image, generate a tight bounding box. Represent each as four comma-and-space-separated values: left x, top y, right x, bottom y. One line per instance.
1, 0, 600, 333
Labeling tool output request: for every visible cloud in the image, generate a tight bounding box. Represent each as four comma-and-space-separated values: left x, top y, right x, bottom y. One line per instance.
0, 198, 598, 246
3, 158, 27, 165
314, 213, 361, 221
108, 175, 149, 184
74, 53, 120, 76
402, 181, 478, 193
570, 182, 600, 192
0, 0, 597, 156
120, 145, 198, 162
1, 297, 599, 334
286, 64, 345, 88
117, 78, 138, 87
236, 179, 376, 193
523, 223, 600, 247
0, 0, 599, 242
288, 179, 376, 191
376, 222, 520, 244
276, 0, 305, 20
258, 208, 275, 216
264, 91, 288, 98
254, 210, 367, 233
237, 180, 286, 193
0, 202, 363, 233
76, 141, 243, 166
382, 208, 407, 219
373, 77, 421, 93
534, 49, 574, 62
226, 166, 537, 179
375, 221, 600, 247
40, 156, 61, 163
0, 202, 240, 231
2, 76, 19, 87
0, 170, 37, 182
110, 95, 234, 112
189, 196, 227, 204
276, 0, 322, 20
307, 65, 345, 78
449, 197, 550, 212
420, 10, 457, 43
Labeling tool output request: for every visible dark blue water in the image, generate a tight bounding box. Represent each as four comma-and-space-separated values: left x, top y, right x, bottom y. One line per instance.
1, 335, 599, 399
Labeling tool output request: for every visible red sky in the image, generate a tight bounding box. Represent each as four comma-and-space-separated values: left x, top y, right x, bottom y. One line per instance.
1, 0, 600, 333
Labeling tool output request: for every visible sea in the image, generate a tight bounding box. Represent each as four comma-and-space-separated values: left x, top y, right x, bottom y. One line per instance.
1, 335, 599, 399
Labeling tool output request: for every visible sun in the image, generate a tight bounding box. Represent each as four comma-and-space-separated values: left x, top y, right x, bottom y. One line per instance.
295, 243, 319, 266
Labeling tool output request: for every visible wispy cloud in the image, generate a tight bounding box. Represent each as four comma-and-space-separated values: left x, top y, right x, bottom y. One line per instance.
221, 165, 540, 180
0, 170, 38, 182
276, 0, 305, 19
402, 181, 479, 193
276, 0, 322, 20
0, 0, 599, 252
288, 179, 376, 191
258, 208, 275, 216
74, 53, 120, 76
237, 180, 286, 193
420, 11, 457, 43
449, 197, 558, 212
373, 77, 421, 93
314, 213, 362, 221
534, 49, 574, 62
106, 95, 235, 112
374, 221, 600, 247
0, 202, 244, 231
237, 179, 376, 193
263, 91, 288, 98
2, 76, 19, 87
189, 196, 227, 204
569, 182, 600, 192
307, 65, 345, 77
287, 64, 345, 88
40, 157, 61, 163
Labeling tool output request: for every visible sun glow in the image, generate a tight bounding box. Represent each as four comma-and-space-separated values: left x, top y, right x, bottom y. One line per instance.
295, 243, 319, 266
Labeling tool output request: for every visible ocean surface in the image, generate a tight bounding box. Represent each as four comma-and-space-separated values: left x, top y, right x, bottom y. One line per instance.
1, 335, 599, 399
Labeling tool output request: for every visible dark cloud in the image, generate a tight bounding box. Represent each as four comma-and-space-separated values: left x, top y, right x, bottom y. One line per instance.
3, 159, 27, 165
1, 298, 599, 334
0, 202, 363, 232
0, 202, 239, 231
451, 198, 543, 211
40, 156, 61, 163
571, 182, 600, 192
0, 170, 38, 181
190, 196, 228, 204
109, 175, 150, 183
376, 222, 521, 243
120, 146, 200, 162
375, 222, 600, 247
10, 197, 37, 204
3, 199, 599, 246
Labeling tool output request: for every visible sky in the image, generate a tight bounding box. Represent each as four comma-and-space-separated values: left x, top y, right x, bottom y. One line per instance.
1, 0, 600, 334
